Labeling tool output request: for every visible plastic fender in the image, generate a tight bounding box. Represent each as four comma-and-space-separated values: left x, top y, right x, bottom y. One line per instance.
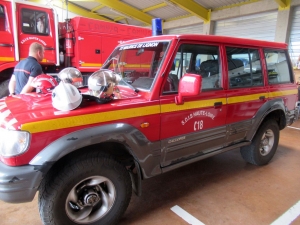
246, 98, 286, 141
29, 123, 162, 178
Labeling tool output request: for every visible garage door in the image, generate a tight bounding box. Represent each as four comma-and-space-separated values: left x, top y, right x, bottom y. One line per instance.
214, 11, 277, 41
165, 23, 204, 34
289, 6, 300, 66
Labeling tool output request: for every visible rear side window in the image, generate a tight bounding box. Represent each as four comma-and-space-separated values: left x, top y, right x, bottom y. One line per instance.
21, 8, 48, 35
264, 49, 292, 84
226, 47, 263, 88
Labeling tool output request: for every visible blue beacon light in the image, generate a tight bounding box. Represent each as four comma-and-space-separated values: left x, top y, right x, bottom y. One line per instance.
152, 18, 163, 36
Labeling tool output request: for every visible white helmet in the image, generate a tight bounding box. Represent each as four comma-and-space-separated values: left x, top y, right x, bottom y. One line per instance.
87, 69, 121, 103
58, 67, 83, 88
52, 82, 82, 111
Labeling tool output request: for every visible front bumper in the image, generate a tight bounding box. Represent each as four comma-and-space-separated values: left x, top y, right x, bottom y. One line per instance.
286, 101, 300, 126
0, 161, 43, 203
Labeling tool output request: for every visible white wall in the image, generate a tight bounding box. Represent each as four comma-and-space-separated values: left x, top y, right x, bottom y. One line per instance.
52, 6, 79, 22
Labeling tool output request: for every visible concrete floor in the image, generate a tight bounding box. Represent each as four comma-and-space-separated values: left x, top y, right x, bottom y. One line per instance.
1, 119, 300, 225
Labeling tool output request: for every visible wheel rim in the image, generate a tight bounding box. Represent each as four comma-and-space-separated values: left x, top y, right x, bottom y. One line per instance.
65, 176, 116, 224
259, 128, 275, 156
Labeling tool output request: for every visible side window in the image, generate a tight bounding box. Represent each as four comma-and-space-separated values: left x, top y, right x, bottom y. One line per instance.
164, 44, 221, 94
0, 5, 6, 31
264, 49, 292, 84
226, 47, 263, 88
21, 8, 48, 35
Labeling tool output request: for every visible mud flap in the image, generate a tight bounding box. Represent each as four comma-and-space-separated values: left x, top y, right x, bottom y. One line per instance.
128, 159, 142, 197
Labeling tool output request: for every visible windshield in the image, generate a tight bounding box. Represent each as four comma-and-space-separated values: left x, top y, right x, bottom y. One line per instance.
102, 41, 170, 90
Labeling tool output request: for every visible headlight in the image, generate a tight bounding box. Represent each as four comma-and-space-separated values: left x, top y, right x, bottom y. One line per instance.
0, 128, 30, 157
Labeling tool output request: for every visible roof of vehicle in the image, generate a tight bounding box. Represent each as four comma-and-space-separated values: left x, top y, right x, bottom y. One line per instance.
121, 34, 287, 49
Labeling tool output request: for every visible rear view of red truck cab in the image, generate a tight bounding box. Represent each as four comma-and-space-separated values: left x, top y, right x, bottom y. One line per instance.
0, 33, 299, 225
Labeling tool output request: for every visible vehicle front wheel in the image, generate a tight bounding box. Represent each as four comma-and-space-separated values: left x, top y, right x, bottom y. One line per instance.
38, 151, 132, 225
240, 119, 279, 166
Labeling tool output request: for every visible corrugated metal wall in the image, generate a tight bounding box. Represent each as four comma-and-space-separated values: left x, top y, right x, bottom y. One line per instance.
289, 6, 300, 66
164, 23, 204, 34
159, 6, 300, 68
214, 11, 277, 41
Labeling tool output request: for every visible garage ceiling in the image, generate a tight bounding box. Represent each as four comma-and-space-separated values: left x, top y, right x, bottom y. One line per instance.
30, 0, 290, 26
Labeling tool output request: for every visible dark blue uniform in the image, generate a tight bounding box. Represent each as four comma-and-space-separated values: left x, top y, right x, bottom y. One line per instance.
14, 56, 43, 94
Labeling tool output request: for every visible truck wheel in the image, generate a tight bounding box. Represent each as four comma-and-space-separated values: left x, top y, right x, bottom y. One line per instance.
0, 79, 9, 99
38, 151, 132, 225
240, 119, 279, 166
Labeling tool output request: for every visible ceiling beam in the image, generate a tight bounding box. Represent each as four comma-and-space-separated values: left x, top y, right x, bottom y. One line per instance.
91, 4, 106, 13
96, 0, 153, 25
69, 0, 153, 25
114, 16, 126, 22
28, 0, 112, 21
274, 0, 288, 7
168, 0, 210, 22
142, 3, 168, 13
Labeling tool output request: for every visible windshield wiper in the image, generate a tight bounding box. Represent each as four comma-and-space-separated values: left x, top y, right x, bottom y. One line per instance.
118, 78, 139, 93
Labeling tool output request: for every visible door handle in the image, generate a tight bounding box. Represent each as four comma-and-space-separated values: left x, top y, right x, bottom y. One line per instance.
0, 43, 14, 47
259, 96, 265, 101
44, 47, 55, 50
214, 102, 222, 108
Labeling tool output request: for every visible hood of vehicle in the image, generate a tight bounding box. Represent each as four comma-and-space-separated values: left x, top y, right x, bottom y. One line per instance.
0, 90, 146, 131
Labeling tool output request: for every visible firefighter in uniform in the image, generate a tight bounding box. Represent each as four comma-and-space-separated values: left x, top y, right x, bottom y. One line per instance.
8, 42, 44, 95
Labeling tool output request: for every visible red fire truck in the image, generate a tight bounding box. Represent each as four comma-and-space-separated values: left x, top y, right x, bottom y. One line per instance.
0, 0, 151, 98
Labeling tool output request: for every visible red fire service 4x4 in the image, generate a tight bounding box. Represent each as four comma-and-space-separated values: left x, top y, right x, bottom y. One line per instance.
0, 34, 300, 225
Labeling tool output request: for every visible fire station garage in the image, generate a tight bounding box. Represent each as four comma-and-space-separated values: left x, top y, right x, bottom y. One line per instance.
1, 0, 300, 225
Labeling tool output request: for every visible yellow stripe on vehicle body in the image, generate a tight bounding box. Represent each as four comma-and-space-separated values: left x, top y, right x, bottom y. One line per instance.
22, 105, 160, 134
81, 63, 103, 67
124, 64, 151, 68
0, 57, 14, 61
161, 98, 227, 113
269, 89, 298, 98
79, 63, 150, 68
227, 92, 269, 104
20, 89, 297, 134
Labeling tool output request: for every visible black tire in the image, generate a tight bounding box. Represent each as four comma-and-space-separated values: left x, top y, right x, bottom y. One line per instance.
240, 119, 279, 166
38, 151, 132, 225
0, 79, 9, 99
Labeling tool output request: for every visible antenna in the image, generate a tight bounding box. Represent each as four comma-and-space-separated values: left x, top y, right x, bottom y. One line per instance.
66, 0, 68, 21
65, 0, 70, 30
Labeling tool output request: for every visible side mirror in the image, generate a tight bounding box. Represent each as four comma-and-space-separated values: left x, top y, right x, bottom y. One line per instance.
136, 48, 144, 56
175, 74, 202, 105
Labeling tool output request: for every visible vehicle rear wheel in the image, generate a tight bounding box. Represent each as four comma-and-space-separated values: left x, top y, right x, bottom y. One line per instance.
38, 151, 132, 225
240, 119, 279, 166
0, 79, 9, 99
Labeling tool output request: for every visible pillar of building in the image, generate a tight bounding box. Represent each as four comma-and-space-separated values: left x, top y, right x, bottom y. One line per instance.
203, 21, 215, 35
275, 7, 292, 43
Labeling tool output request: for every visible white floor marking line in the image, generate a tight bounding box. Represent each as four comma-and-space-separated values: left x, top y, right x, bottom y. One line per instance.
171, 205, 205, 225
270, 200, 300, 225
287, 126, 300, 130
